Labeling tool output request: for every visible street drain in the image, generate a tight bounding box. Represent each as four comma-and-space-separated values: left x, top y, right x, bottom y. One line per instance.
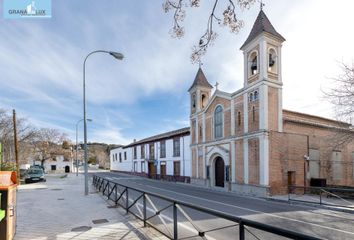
57, 198, 65, 200
51, 188, 63, 191
92, 219, 109, 224
71, 226, 92, 232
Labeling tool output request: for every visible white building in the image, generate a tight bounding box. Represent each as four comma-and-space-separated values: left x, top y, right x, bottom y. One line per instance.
110, 127, 191, 182
32, 155, 73, 174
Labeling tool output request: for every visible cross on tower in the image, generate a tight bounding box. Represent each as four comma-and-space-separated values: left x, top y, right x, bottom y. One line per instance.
259, 0, 265, 10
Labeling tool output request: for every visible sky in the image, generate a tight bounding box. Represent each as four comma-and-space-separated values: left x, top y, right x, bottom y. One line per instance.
0, 0, 354, 145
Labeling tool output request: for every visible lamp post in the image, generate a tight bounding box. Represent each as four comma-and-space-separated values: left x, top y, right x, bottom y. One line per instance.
83, 50, 124, 195
76, 118, 92, 176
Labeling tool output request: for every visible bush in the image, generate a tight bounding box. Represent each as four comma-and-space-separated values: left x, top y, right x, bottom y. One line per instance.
0, 162, 17, 171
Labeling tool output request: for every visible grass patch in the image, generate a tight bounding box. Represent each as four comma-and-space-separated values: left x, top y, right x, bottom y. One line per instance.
60, 174, 68, 179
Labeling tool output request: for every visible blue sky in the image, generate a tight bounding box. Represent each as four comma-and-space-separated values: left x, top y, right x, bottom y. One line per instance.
1, 0, 354, 144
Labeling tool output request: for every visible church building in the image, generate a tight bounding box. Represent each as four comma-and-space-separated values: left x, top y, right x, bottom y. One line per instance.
189, 10, 354, 196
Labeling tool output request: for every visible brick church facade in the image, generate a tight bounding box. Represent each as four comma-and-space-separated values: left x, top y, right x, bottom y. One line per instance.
188, 10, 354, 196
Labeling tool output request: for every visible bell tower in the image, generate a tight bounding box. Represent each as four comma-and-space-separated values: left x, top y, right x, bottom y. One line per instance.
240, 9, 285, 132
240, 9, 286, 187
240, 9, 285, 86
188, 67, 212, 115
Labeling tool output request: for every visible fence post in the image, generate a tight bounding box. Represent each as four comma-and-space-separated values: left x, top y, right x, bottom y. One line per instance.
115, 185, 118, 205
173, 202, 178, 240
320, 190, 322, 205
143, 193, 146, 227
126, 187, 129, 213
239, 221, 245, 240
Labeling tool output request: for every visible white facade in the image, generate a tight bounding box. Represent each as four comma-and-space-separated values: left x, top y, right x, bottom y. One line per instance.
32, 155, 73, 173
110, 129, 191, 179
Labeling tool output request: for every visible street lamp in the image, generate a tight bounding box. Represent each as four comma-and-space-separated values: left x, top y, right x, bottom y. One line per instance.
75, 118, 92, 176
83, 50, 124, 195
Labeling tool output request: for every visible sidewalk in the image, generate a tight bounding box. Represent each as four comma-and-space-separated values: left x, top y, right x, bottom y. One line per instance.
15, 173, 166, 240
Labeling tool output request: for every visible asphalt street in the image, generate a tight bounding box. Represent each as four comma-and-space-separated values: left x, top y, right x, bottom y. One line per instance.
94, 172, 354, 240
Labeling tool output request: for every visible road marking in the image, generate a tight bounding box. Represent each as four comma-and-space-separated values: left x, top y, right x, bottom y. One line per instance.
127, 180, 354, 236
121, 194, 217, 240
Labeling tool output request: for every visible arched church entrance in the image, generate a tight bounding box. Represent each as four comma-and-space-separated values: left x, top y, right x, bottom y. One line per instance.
214, 157, 225, 187
65, 166, 70, 173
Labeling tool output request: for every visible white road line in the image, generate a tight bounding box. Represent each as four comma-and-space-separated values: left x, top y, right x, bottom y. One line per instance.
129, 180, 354, 236
118, 193, 214, 239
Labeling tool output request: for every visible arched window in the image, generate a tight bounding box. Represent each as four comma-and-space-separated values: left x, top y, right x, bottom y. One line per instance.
237, 111, 241, 126
192, 94, 196, 108
268, 48, 277, 73
201, 94, 208, 108
214, 106, 223, 139
254, 91, 258, 101
250, 51, 258, 75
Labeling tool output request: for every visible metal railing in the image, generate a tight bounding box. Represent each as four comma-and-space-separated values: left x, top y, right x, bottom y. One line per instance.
148, 173, 191, 183
288, 185, 354, 209
93, 174, 320, 240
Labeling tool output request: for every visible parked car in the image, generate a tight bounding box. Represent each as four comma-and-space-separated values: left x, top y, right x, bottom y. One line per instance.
25, 168, 46, 183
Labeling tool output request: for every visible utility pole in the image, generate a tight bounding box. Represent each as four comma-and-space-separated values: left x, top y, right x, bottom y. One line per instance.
13, 109, 20, 184
0, 142, 2, 170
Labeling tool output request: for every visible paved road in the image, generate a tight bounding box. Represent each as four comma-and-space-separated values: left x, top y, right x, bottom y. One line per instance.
94, 172, 354, 240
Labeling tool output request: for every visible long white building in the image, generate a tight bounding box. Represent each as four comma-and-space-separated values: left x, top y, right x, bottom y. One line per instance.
110, 127, 191, 182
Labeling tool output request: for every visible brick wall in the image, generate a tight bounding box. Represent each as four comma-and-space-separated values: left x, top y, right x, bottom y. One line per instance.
234, 95, 244, 136
235, 139, 244, 183
268, 87, 279, 131
269, 131, 308, 195
284, 120, 354, 187
248, 138, 260, 185
224, 109, 231, 137
248, 101, 259, 132
191, 148, 197, 178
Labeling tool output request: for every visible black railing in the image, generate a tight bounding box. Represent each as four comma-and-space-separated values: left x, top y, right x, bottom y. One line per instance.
148, 173, 191, 183
288, 185, 354, 209
93, 174, 321, 240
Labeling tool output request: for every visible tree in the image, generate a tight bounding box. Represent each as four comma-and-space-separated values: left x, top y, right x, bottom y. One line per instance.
0, 109, 36, 164
163, 0, 256, 63
323, 62, 354, 147
325, 62, 354, 123
31, 128, 68, 166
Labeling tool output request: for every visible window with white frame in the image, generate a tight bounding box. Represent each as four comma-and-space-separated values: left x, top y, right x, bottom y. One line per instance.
160, 140, 166, 158
173, 138, 180, 157
133, 146, 137, 159
141, 145, 145, 159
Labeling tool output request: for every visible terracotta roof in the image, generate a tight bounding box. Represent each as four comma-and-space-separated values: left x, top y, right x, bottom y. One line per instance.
188, 67, 213, 91
240, 10, 285, 49
123, 127, 190, 148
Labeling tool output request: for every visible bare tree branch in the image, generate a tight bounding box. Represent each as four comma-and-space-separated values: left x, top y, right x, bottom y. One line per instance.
163, 0, 255, 64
